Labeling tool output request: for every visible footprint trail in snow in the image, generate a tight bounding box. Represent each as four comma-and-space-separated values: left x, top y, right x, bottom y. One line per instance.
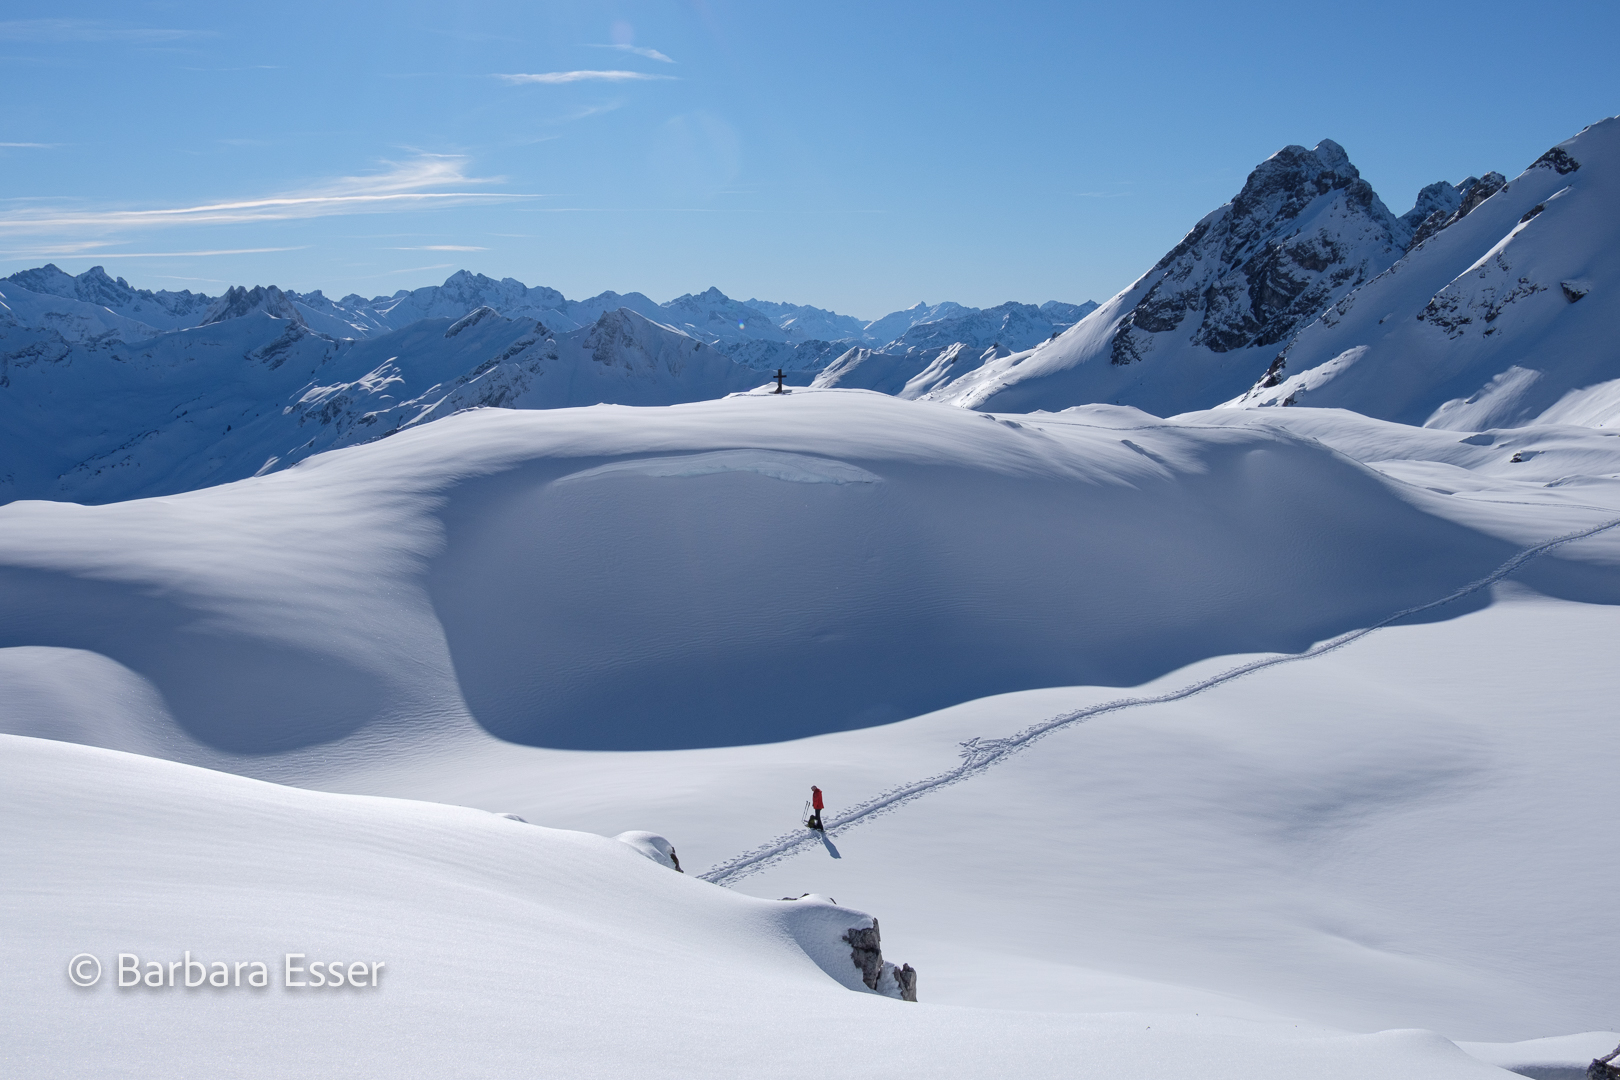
699, 513, 1620, 885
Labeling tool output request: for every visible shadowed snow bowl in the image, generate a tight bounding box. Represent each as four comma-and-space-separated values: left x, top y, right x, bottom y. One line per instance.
422, 397, 1510, 750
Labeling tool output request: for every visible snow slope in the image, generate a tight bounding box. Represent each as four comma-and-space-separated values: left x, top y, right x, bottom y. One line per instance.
1226, 116, 1620, 430
2, 734, 1513, 1079
7, 394, 1620, 1069
930, 140, 1413, 414
0, 390, 1553, 757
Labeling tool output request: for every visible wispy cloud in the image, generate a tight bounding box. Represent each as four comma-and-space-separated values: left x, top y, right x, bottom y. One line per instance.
354, 264, 459, 280
496, 70, 676, 85
0, 19, 207, 43
584, 43, 675, 63
0, 246, 308, 259
0, 155, 542, 235
0, 142, 58, 148
388, 245, 487, 251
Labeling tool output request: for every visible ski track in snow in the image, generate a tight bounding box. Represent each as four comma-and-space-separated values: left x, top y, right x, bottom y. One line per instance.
699, 513, 1620, 886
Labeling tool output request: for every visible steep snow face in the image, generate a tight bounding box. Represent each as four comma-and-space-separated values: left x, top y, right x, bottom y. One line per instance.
930, 140, 1411, 415
1226, 116, 1620, 429
808, 341, 1004, 399
810, 347, 929, 395
4, 264, 215, 330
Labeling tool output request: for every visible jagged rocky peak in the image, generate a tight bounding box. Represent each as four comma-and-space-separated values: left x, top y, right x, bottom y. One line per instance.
1109, 138, 1408, 364
1400, 181, 1467, 231
200, 284, 307, 327
1409, 172, 1508, 247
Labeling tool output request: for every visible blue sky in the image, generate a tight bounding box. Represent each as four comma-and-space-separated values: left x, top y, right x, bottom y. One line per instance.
1, 1, 1616, 318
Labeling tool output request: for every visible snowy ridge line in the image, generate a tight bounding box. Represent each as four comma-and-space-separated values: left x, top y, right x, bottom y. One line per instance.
698, 513, 1620, 886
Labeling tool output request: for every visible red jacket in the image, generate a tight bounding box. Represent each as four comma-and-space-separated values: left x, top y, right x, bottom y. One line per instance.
811, 787, 824, 811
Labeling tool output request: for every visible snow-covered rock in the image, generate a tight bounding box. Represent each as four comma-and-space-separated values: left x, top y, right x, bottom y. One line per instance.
614, 830, 684, 871
927, 139, 1413, 414
1225, 115, 1620, 429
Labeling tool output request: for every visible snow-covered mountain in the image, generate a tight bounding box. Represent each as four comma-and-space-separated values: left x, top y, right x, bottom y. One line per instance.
5, 263, 215, 330
805, 302, 1099, 399
927, 139, 1418, 414
860, 300, 971, 345
880, 300, 1096, 358
1225, 116, 1620, 429
744, 298, 870, 341
0, 290, 775, 503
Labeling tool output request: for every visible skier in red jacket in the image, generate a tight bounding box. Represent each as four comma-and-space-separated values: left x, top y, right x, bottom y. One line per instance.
807, 786, 825, 832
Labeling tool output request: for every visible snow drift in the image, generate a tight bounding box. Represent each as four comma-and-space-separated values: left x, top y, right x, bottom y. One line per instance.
0, 389, 1545, 757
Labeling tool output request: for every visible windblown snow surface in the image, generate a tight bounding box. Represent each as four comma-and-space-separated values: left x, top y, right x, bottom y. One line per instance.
6, 386, 1620, 1077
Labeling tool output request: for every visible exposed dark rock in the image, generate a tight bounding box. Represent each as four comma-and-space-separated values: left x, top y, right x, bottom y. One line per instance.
1257, 355, 1287, 388
1410, 172, 1507, 247
1532, 146, 1581, 175
445, 306, 503, 338
1561, 281, 1590, 303
1588, 1041, 1620, 1079
841, 918, 917, 1001
1104, 139, 1406, 365
843, 922, 885, 990
894, 964, 918, 1002
1519, 203, 1546, 225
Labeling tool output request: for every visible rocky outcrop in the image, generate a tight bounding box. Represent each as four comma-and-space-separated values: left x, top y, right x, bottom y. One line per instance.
1108, 140, 1409, 366
841, 918, 917, 1002
1409, 172, 1506, 246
